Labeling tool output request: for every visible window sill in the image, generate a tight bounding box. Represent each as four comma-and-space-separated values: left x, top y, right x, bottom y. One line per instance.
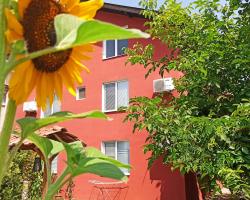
103, 108, 128, 114
102, 54, 127, 61
76, 98, 86, 101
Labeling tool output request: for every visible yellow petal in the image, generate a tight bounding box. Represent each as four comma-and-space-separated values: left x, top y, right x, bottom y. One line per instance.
69, 56, 90, 73
5, 30, 23, 43
9, 60, 31, 87
46, 73, 55, 106
18, 0, 31, 19
59, 67, 76, 96
9, 61, 35, 105
70, 0, 104, 19
62, 0, 80, 11
5, 9, 23, 36
53, 72, 63, 100
71, 48, 92, 61
74, 44, 94, 52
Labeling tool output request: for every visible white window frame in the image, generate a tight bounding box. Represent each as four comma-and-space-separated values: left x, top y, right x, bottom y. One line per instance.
102, 39, 128, 59
101, 141, 130, 175
76, 86, 86, 100
51, 155, 58, 174
40, 97, 61, 118
2, 85, 8, 106
102, 80, 129, 112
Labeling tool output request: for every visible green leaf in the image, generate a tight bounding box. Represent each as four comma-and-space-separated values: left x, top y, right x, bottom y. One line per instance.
27, 133, 64, 158
85, 147, 131, 169
17, 110, 108, 139
55, 14, 149, 48
63, 142, 128, 181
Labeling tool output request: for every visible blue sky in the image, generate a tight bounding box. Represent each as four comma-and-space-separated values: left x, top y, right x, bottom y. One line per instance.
104, 0, 192, 7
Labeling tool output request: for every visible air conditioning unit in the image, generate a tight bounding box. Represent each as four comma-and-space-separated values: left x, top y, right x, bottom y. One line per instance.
153, 78, 174, 93
23, 101, 37, 112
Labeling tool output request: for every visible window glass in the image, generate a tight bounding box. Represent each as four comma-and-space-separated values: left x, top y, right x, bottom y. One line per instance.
43, 95, 61, 117
104, 142, 116, 159
2, 85, 8, 105
77, 87, 86, 100
106, 40, 116, 58
52, 95, 61, 113
117, 81, 129, 108
117, 141, 130, 174
104, 83, 116, 111
43, 99, 52, 117
103, 141, 130, 174
51, 156, 58, 174
117, 39, 128, 55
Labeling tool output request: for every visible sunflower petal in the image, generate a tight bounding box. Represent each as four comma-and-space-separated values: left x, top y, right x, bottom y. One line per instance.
18, 0, 31, 19
70, 0, 104, 19
9, 61, 35, 105
62, 0, 80, 11
71, 48, 92, 61
59, 67, 76, 96
74, 44, 94, 52
69, 56, 90, 74
53, 72, 63, 100
5, 9, 23, 36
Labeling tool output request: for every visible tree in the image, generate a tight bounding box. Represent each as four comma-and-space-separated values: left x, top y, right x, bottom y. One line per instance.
125, 0, 250, 198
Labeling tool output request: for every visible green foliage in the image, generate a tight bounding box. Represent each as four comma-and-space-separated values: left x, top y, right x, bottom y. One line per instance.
125, 0, 250, 198
126, 0, 250, 116
0, 151, 42, 200
126, 98, 250, 197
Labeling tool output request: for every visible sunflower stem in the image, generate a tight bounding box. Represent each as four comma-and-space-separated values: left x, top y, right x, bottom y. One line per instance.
0, 99, 17, 185
44, 168, 71, 200
0, 0, 9, 114
0, 0, 7, 68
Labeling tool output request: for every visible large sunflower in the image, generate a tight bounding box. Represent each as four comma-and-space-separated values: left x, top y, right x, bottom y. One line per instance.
5, 0, 103, 109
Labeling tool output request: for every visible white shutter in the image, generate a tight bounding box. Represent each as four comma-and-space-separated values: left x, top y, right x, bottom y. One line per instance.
51, 156, 58, 174
104, 83, 116, 111
117, 81, 129, 108
43, 99, 52, 117
117, 141, 130, 174
104, 142, 116, 159
52, 95, 61, 113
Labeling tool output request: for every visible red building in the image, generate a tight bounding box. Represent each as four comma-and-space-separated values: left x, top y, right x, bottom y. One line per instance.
13, 3, 190, 200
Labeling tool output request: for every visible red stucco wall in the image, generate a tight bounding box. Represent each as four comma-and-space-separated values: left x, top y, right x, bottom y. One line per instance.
15, 10, 186, 200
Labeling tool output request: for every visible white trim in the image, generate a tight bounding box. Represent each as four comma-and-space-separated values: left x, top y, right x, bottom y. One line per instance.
40, 96, 61, 118
76, 86, 86, 100
102, 39, 128, 60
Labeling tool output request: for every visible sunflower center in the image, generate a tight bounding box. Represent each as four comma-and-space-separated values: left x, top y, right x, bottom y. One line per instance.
23, 0, 71, 72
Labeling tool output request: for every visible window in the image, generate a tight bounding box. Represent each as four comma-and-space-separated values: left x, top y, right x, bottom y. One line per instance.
102, 80, 129, 112
76, 86, 86, 100
51, 156, 58, 174
41, 95, 61, 118
2, 85, 8, 105
103, 39, 128, 59
102, 141, 130, 175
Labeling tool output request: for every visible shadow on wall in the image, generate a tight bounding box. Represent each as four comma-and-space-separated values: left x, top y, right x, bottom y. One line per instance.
149, 157, 186, 200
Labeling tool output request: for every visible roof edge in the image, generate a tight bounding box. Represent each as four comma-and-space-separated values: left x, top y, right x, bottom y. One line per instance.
100, 3, 144, 18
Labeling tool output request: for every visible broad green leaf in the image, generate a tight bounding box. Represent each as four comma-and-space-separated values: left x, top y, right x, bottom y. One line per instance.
73, 158, 128, 182
27, 132, 64, 158
63, 142, 128, 181
85, 147, 130, 169
55, 14, 149, 48
17, 110, 108, 139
